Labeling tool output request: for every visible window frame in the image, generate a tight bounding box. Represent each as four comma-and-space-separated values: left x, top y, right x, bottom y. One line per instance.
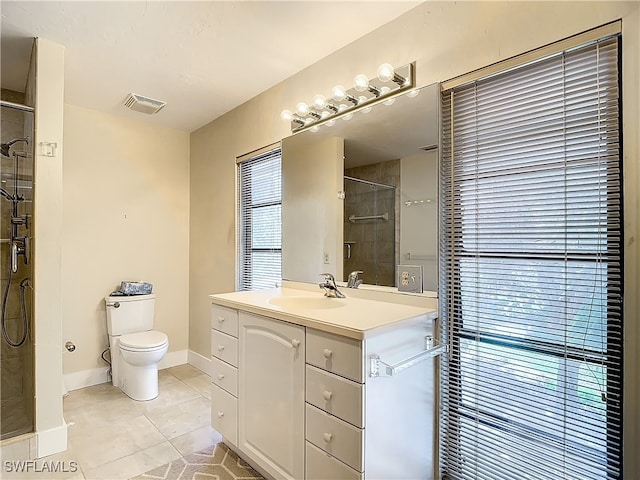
236, 144, 282, 291
439, 27, 623, 480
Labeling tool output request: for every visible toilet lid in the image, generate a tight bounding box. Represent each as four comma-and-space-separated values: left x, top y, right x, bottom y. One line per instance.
119, 330, 168, 350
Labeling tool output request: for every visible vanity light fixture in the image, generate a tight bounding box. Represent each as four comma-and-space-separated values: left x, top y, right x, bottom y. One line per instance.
281, 62, 415, 133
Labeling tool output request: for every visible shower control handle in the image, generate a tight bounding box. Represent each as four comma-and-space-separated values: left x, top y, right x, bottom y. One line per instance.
106, 302, 121, 308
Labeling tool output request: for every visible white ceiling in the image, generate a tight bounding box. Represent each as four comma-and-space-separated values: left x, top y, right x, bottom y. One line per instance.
1, 1, 420, 132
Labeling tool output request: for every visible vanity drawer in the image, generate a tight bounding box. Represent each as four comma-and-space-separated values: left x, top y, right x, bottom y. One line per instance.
211, 384, 237, 446
306, 441, 362, 480
306, 365, 364, 428
211, 356, 238, 397
211, 330, 238, 367
211, 305, 239, 337
305, 404, 364, 472
306, 329, 363, 383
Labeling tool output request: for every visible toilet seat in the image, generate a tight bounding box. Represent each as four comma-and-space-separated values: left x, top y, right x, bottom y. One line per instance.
119, 330, 168, 352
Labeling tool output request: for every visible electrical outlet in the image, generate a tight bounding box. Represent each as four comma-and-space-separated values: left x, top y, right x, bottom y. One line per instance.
397, 265, 423, 293
323, 252, 330, 264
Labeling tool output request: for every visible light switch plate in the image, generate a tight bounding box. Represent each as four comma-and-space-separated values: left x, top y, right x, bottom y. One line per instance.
398, 265, 423, 293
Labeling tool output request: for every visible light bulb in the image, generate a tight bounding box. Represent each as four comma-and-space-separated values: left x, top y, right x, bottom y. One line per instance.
361, 106, 372, 114
280, 109, 293, 121
343, 113, 353, 121
377, 63, 395, 82
296, 102, 309, 116
304, 116, 314, 125
312, 94, 326, 110
353, 74, 369, 92
331, 85, 346, 102
321, 110, 331, 119
310, 125, 319, 133
381, 86, 395, 106
326, 119, 336, 127
406, 88, 420, 98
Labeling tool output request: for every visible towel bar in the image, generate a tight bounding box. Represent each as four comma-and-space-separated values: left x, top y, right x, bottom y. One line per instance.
369, 336, 447, 377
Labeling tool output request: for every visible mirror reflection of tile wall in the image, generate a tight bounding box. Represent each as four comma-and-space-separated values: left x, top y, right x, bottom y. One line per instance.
343, 159, 400, 286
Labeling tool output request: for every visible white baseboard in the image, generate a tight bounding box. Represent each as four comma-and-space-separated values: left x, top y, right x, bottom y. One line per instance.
36, 422, 68, 458
158, 349, 188, 370
63, 366, 109, 392
64, 349, 189, 392
187, 349, 211, 375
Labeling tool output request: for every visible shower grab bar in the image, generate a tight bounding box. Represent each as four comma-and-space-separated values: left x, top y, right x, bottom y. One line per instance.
348, 213, 389, 223
369, 336, 447, 377
1, 100, 35, 113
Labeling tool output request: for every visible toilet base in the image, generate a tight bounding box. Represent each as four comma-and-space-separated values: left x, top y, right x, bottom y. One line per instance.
121, 363, 159, 401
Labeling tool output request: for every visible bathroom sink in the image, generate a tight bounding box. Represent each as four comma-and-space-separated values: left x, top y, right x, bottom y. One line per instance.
268, 296, 346, 310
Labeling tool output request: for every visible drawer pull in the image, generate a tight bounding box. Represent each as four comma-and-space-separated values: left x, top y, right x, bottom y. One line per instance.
218, 345, 225, 351
218, 316, 225, 323
217, 411, 225, 418
323, 432, 333, 443
291, 339, 301, 348
322, 390, 333, 401
323, 348, 333, 359
217, 373, 225, 380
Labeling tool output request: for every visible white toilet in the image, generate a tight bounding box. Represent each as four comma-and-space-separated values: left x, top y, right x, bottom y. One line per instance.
105, 293, 169, 401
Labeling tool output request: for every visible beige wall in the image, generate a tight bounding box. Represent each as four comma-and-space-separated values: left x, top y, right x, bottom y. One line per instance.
190, 1, 639, 476
32, 37, 67, 457
282, 136, 344, 284
62, 105, 190, 380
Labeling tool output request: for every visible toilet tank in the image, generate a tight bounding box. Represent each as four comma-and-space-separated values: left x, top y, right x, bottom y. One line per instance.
105, 294, 156, 336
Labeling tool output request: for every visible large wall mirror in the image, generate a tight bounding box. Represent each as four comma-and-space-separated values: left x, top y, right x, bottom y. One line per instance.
281, 82, 439, 294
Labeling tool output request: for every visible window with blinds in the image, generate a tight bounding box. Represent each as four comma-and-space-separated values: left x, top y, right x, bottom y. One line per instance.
237, 147, 282, 291
439, 33, 622, 480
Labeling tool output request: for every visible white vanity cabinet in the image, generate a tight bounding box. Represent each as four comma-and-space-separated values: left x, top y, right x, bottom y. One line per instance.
210, 305, 239, 446
238, 312, 305, 480
210, 289, 437, 480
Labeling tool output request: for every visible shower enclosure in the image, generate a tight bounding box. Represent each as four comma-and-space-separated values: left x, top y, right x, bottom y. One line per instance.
343, 174, 398, 286
0, 100, 35, 440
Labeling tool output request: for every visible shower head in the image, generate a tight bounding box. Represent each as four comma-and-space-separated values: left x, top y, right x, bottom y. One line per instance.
0, 137, 29, 158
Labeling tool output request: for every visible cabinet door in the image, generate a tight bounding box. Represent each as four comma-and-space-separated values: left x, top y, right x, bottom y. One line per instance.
238, 312, 305, 480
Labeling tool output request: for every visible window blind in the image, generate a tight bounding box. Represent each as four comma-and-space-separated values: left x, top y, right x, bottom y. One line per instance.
439, 35, 622, 480
237, 147, 282, 291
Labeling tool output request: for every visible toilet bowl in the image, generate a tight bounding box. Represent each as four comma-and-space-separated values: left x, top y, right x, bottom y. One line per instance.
118, 330, 168, 400
105, 294, 169, 401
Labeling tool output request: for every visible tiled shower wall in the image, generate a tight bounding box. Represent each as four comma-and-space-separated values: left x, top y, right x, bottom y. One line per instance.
343, 159, 400, 286
1, 89, 34, 440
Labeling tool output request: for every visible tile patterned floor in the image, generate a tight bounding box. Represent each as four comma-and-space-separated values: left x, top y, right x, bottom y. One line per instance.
132, 443, 262, 480
1, 364, 221, 479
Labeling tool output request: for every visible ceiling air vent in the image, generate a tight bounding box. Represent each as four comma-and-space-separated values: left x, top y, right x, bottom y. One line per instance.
124, 93, 166, 115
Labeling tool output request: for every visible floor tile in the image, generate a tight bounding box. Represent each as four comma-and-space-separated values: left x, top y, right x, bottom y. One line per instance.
145, 396, 211, 440
69, 415, 166, 469
83, 441, 180, 480
182, 374, 211, 399
14, 363, 220, 480
169, 425, 222, 457
64, 393, 140, 427
165, 364, 204, 381
158, 369, 180, 386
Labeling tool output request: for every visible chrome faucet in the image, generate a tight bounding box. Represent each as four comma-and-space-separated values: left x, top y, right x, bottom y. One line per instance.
319, 273, 345, 298
347, 270, 364, 288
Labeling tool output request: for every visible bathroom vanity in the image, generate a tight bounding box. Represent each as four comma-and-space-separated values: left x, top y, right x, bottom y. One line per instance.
209, 285, 438, 480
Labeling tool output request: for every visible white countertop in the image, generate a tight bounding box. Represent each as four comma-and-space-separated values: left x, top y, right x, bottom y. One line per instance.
209, 286, 437, 340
